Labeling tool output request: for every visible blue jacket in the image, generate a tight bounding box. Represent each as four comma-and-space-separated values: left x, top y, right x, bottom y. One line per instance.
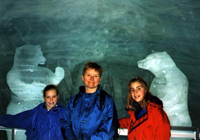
0, 102, 65, 140
60, 85, 118, 140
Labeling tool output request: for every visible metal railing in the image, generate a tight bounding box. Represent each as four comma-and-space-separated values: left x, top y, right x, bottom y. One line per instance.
0, 126, 199, 140
118, 126, 200, 140
0, 126, 15, 140
171, 126, 199, 140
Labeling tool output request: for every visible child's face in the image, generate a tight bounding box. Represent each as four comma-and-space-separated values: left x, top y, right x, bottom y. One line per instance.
129, 81, 146, 103
43, 89, 59, 111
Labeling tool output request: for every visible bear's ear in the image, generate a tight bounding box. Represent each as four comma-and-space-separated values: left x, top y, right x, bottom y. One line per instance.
16, 47, 21, 51
162, 51, 169, 57
15, 46, 23, 54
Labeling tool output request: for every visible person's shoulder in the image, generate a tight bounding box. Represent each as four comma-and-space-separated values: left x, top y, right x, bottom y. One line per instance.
101, 90, 115, 107
66, 93, 78, 104
148, 102, 169, 122
148, 102, 163, 110
70, 92, 82, 103
37, 102, 45, 108
56, 103, 65, 109
65, 92, 82, 109
55, 103, 65, 114
148, 101, 166, 116
101, 90, 112, 99
149, 96, 163, 107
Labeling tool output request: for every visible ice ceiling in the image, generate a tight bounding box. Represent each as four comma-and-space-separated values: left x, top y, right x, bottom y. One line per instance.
0, 0, 200, 128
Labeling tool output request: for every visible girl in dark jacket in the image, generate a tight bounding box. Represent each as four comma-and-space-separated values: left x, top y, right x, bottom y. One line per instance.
119, 77, 170, 140
0, 85, 65, 140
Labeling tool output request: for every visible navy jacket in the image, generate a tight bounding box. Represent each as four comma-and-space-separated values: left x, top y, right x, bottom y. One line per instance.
0, 102, 65, 140
60, 85, 118, 140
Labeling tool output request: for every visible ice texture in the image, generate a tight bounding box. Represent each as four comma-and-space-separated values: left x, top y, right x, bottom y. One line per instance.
138, 51, 192, 126
6, 45, 65, 140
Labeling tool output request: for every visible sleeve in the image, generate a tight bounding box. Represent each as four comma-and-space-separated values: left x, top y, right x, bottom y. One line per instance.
91, 97, 119, 140
155, 109, 171, 140
60, 99, 76, 140
0, 108, 37, 129
118, 117, 130, 129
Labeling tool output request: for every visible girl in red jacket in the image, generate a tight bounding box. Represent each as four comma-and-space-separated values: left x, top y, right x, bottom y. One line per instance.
119, 77, 170, 140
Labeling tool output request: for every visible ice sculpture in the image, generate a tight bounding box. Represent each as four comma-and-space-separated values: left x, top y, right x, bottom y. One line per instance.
138, 51, 192, 126
6, 45, 65, 140
101, 71, 126, 118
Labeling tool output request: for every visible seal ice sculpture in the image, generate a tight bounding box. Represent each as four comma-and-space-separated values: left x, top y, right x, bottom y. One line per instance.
6, 45, 64, 140
138, 51, 191, 126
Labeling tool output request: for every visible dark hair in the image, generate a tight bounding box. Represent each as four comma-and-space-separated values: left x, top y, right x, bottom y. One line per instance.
125, 77, 152, 110
82, 62, 103, 78
43, 85, 59, 97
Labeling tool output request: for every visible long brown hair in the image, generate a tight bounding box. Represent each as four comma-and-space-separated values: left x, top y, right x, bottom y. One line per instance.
125, 77, 152, 111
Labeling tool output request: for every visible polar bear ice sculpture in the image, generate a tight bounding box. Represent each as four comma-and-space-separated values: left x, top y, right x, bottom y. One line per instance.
6, 45, 65, 140
138, 51, 191, 126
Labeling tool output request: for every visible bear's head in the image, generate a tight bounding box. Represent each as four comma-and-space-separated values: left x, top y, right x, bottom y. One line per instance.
14, 45, 46, 68
138, 51, 176, 73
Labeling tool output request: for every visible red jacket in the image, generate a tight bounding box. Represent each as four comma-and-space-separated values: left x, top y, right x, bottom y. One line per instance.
119, 102, 170, 140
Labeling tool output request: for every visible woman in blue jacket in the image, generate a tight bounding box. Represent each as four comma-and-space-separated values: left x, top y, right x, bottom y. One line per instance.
60, 62, 118, 140
0, 85, 65, 140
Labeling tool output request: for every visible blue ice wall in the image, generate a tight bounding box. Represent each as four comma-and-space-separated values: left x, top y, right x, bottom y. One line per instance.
0, 1, 200, 139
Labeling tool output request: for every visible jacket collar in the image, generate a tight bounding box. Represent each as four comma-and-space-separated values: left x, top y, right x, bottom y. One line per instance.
79, 84, 102, 95
147, 102, 163, 110
41, 102, 62, 112
128, 102, 162, 134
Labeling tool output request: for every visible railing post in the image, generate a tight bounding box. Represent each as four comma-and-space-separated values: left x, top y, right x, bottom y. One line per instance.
12, 128, 14, 140
196, 127, 199, 140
